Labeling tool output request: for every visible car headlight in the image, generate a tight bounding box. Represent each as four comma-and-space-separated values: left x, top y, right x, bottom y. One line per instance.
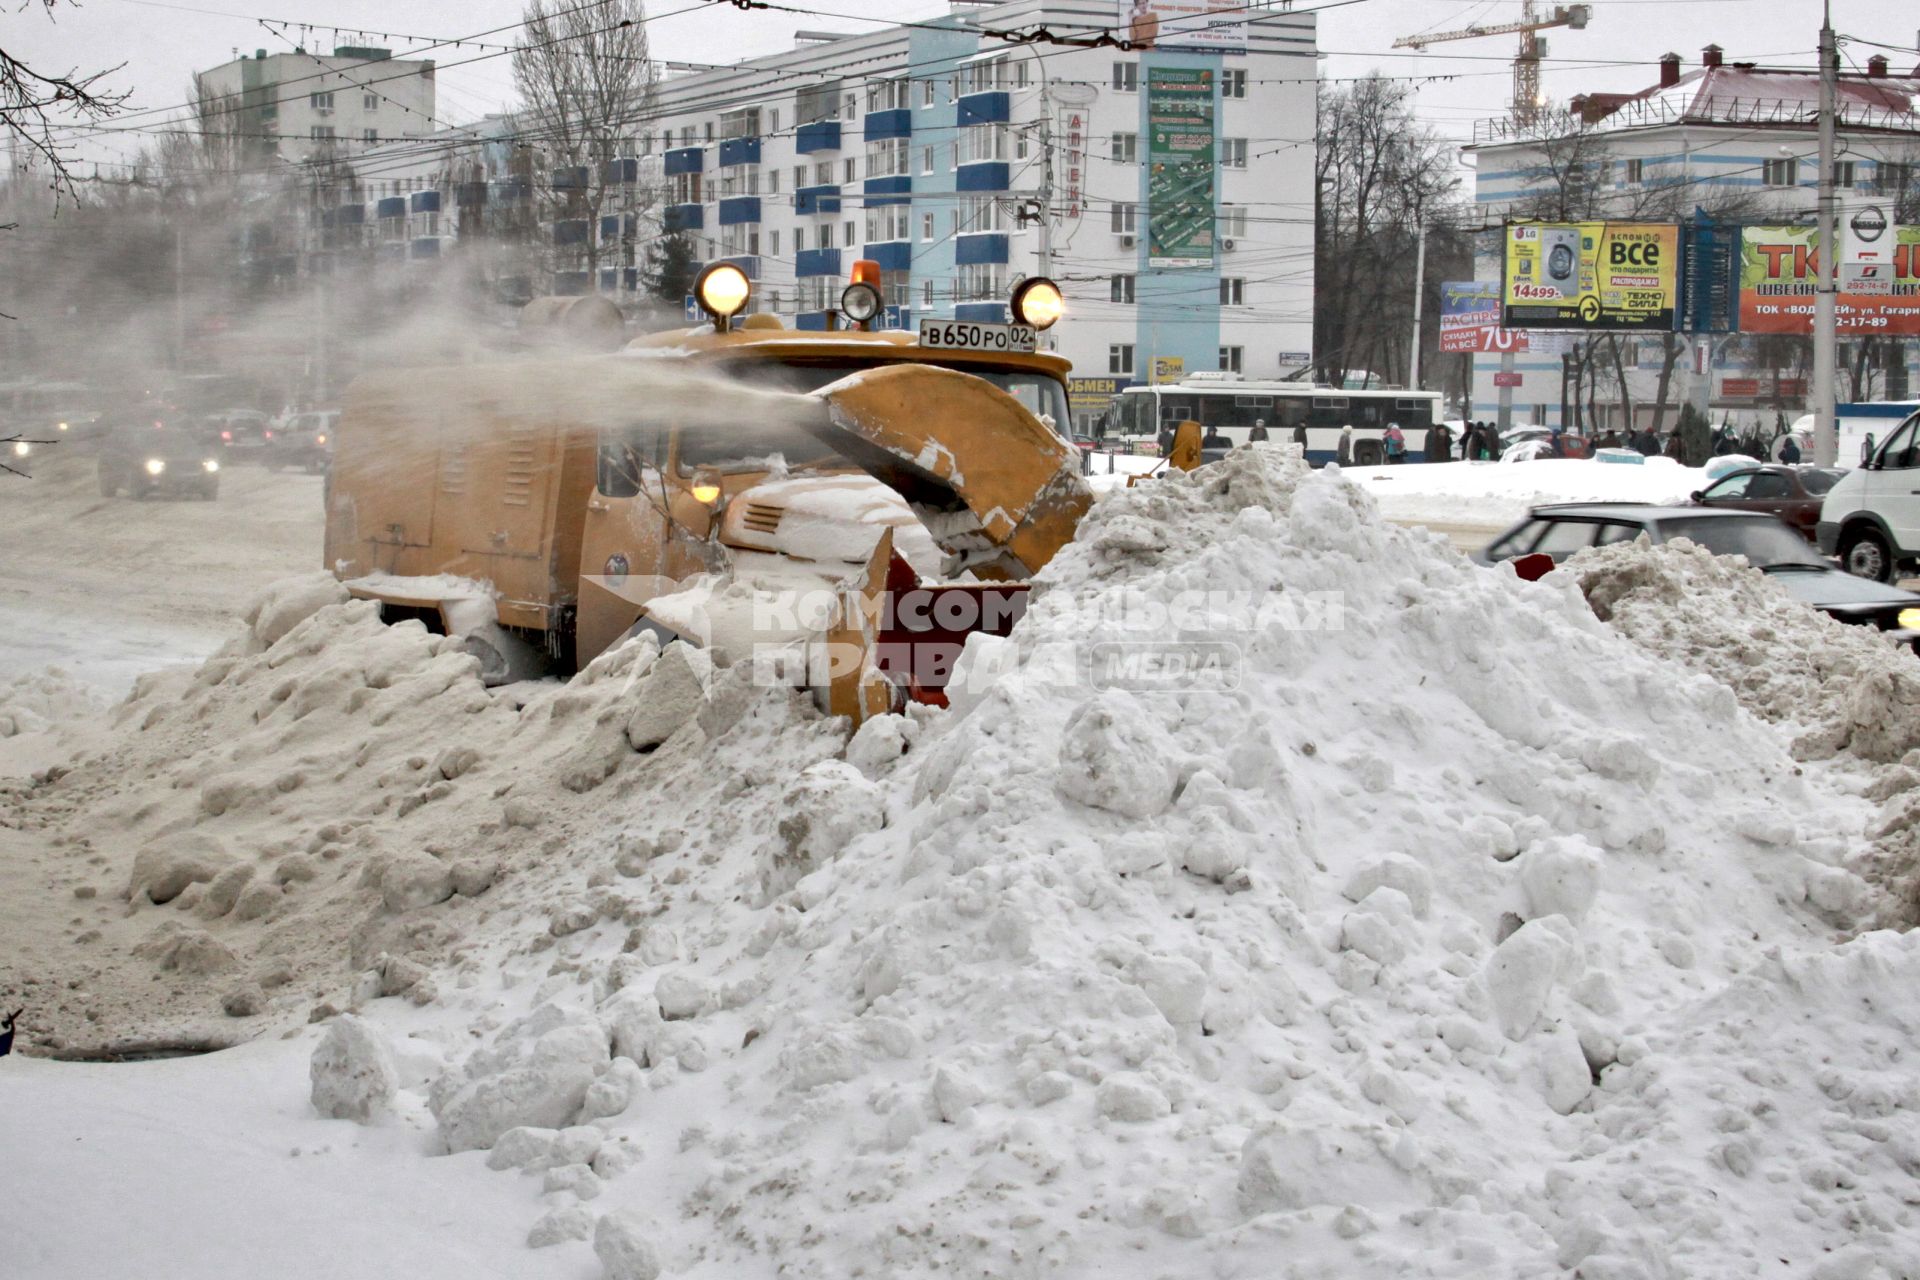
202, 459, 220, 473
1898, 607, 1920, 631
690, 482, 723, 505
1010, 276, 1065, 330
57, 421, 69, 432
315, 434, 327, 445
11, 440, 28, 457
145, 458, 166, 475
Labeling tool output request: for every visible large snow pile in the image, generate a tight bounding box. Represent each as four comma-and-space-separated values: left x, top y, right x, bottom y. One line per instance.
1344, 456, 1710, 527
6, 446, 1917, 1279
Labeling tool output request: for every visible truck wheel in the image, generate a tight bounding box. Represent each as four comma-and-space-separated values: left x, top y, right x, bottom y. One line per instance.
1840, 526, 1893, 582
1353, 441, 1383, 467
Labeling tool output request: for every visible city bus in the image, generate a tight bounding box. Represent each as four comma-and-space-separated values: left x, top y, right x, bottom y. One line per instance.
1099, 375, 1446, 465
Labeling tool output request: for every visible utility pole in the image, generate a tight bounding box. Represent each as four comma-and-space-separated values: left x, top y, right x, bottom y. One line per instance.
1812, 2, 1839, 467
1408, 217, 1428, 389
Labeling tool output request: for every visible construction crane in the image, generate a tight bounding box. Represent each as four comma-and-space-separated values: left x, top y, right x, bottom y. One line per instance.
1394, 2, 1592, 128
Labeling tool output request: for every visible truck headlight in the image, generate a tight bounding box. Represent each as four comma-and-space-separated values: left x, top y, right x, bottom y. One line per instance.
11, 441, 28, 457
1011, 276, 1065, 330
202, 459, 220, 473
1898, 607, 1920, 631
145, 458, 166, 475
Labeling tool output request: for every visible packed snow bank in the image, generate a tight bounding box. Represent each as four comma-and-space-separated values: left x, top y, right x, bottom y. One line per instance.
1564, 536, 1920, 919
1345, 455, 1712, 527
6, 446, 1915, 1279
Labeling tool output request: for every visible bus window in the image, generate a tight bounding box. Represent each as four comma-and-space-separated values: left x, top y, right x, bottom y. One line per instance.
1395, 398, 1435, 428
1350, 400, 1384, 428
1274, 400, 1308, 430
1162, 402, 1192, 423
1309, 397, 1347, 428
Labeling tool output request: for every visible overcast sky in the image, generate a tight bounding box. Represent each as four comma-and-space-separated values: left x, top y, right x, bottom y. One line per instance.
10, 0, 1918, 177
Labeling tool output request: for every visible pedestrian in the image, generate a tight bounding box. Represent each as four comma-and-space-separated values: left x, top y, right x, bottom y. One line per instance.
0, 1007, 21, 1057
1200, 423, 1229, 450
1434, 421, 1453, 463
1248, 417, 1270, 442
1780, 434, 1802, 465
1635, 428, 1660, 457
1158, 422, 1174, 455
1336, 424, 1354, 466
1292, 419, 1308, 453
1383, 421, 1407, 464
1549, 424, 1567, 458
1664, 431, 1685, 460
1863, 432, 1877, 463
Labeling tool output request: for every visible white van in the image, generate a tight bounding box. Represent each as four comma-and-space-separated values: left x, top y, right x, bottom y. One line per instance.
1817, 407, 1920, 581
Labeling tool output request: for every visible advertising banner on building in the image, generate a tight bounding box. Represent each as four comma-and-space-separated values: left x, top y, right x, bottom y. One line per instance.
1146, 67, 1216, 269
1151, 356, 1185, 385
1439, 281, 1531, 353
1058, 108, 1089, 219
1121, 1, 1248, 52
1737, 223, 1920, 335
1502, 222, 1680, 330
1069, 376, 1128, 419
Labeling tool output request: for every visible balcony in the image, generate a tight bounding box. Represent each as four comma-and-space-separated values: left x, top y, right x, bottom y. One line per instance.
664, 146, 704, 176
376, 196, 406, 220
718, 136, 761, 168
665, 203, 704, 232
861, 241, 911, 272
956, 91, 1009, 126
552, 165, 589, 191
795, 247, 842, 278
719, 255, 760, 280
955, 233, 1008, 265
553, 219, 590, 247
718, 196, 762, 226
863, 176, 911, 203
795, 120, 841, 153
863, 108, 912, 141
795, 185, 841, 215
956, 162, 1010, 192
409, 190, 441, 214
603, 157, 639, 185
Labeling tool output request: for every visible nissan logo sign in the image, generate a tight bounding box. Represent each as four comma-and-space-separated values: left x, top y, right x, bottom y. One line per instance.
1850, 205, 1888, 241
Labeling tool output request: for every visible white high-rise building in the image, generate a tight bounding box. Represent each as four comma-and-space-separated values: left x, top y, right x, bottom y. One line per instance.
195, 46, 439, 169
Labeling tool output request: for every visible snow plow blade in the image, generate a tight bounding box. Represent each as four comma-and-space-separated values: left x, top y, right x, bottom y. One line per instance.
809, 364, 1092, 579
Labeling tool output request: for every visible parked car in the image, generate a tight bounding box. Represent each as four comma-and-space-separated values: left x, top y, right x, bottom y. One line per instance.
1500, 426, 1593, 461
202, 409, 272, 453
1689, 465, 1844, 541
1479, 503, 1920, 649
264, 410, 337, 472
97, 422, 221, 500
1816, 408, 1920, 582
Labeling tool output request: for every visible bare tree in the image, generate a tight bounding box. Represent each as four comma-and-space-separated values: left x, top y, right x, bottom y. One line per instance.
511, 0, 657, 292
1, 1, 129, 209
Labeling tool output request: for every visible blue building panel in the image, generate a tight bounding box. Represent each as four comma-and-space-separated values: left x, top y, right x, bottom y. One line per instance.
718, 137, 762, 168
956, 91, 1009, 126
955, 233, 1008, 266
554, 219, 590, 247
334, 204, 364, 225
665, 203, 704, 232
552, 166, 589, 190
409, 190, 441, 214
795, 120, 841, 154
863, 176, 912, 204
955, 302, 1007, 324
795, 247, 842, 278
956, 162, 1010, 192
603, 157, 639, 185
794, 311, 832, 331
718, 196, 762, 226
664, 146, 704, 176
376, 196, 406, 218
600, 215, 620, 239
864, 108, 912, 141
410, 237, 440, 259
863, 241, 912, 272
720, 255, 760, 280
796, 185, 841, 215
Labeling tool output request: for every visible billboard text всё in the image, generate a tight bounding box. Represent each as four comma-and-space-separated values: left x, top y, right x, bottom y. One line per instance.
1502, 222, 1679, 330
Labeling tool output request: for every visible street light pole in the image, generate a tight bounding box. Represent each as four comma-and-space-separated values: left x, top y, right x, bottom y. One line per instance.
1812, 1, 1839, 467
1408, 216, 1427, 390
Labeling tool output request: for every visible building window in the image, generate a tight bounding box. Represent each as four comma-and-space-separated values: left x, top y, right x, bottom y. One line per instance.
1223, 69, 1246, 99
767, 169, 780, 194
1763, 157, 1798, 187
1112, 132, 1138, 164
922, 78, 936, 108
668, 172, 701, 204
1109, 344, 1135, 376
1112, 62, 1138, 92
844, 92, 857, 120
866, 78, 911, 113
1110, 273, 1135, 303
640, 132, 653, 155
845, 220, 856, 247
814, 160, 834, 186
921, 146, 934, 175
768, 229, 780, 256
1111, 202, 1138, 234
363, 128, 378, 143
1833, 160, 1856, 188
865, 204, 911, 242
310, 91, 334, 111
1624, 158, 1644, 185
310, 125, 335, 140
922, 211, 935, 241
1877, 161, 1914, 194
843, 157, 857, 183
961, 195, 1009, 233
794, 226, 805, 252
1220, 277, 1245, 306
770, 108, 780, 132
1220, 204, 1247, 239
957, 264, 1005, 300
959, 123, 1020, 165
704, 121, 715, 141
721, 107, 761, 140
867, 138, 910, 178
361, 91, 378, 111
1219, 346, 1243, 374
924, 279, 934, 307
767, 289, 781, 312
1219, 137, 1247, 169
818, 222, 833, 248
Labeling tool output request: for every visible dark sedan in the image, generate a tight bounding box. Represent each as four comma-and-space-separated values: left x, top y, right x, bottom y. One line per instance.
1689, 465, 1844, 541
97, 422, 221, 499
1478, 504, 1920, 649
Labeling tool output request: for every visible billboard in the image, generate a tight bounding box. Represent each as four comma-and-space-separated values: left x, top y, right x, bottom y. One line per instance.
1121, 1, 1248, 51
1439, 281, 1531, 353
1737, 223, 1920, 335
1502, 222, 1679, 330
1146, 67, 1216, 269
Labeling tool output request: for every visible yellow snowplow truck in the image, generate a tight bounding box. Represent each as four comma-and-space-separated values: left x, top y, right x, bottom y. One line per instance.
324, 262, 1091, 725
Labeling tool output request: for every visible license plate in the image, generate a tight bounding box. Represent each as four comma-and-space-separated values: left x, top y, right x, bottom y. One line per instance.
917, 319, 1037, 354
